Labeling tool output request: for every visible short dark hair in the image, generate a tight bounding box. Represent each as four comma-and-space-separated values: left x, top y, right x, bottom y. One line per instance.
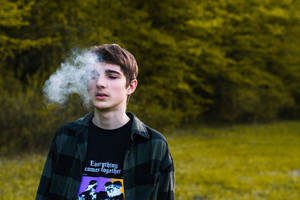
92, 44, 138, 86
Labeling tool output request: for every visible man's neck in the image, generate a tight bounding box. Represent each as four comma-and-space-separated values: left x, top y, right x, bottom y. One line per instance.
92, 109, 130, 130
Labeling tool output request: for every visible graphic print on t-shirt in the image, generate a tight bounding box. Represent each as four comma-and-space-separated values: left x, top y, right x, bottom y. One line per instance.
78, 160, 125, 200
84, 160, 122, 175
77, 176, 124, 200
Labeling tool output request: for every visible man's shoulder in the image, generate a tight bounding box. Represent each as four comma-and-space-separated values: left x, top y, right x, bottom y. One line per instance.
146, 125, 167, 143
129, 112, 168, 144
136, 122, 169, 153
51, 113, 91, 150
56, 121, 79, 133
55, 112, 92, 135
143, 125, 172, 164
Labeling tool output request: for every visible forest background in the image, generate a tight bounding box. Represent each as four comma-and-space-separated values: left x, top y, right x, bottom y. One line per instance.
1, 0, 300, 154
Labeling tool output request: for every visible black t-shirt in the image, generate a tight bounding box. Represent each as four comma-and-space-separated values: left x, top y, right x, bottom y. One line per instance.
77, 118, 131, 199
83, 118, 132, 178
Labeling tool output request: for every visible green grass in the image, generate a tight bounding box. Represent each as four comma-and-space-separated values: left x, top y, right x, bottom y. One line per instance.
1, 121, 299, 200
169, 121, 300, 200
0, 154, 45, 200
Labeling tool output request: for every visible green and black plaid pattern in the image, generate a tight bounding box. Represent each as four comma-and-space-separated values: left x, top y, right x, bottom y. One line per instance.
36, 112, 174, 200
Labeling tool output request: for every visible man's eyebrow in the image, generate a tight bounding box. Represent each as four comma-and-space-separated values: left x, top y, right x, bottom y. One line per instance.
105, 69, 121, 75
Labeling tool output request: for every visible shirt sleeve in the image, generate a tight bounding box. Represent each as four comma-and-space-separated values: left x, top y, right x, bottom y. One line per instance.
157, 142, 175, 200
35, 132, 58, 200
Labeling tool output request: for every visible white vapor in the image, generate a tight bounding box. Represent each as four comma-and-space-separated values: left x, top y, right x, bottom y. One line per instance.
43, 49, 99, 108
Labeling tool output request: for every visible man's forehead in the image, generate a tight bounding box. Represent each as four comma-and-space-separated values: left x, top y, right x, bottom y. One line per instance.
89, 62, 121, 72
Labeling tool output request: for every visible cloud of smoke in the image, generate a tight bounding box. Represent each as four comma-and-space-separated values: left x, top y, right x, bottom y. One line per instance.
43, 49, 99, 108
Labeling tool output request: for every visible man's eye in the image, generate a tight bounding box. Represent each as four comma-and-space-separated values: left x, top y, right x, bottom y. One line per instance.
108, 75, 117, 79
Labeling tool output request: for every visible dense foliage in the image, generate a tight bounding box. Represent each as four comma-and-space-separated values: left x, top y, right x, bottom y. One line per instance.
1, 0, 300, 153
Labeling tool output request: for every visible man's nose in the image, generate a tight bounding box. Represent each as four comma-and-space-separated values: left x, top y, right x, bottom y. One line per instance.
96, 75, 107, 88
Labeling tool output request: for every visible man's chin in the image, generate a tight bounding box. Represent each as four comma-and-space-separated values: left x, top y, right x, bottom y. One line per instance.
93, 105, 110, 111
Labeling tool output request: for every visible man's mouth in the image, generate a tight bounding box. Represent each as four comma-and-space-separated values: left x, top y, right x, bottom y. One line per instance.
95, 93, 108, 99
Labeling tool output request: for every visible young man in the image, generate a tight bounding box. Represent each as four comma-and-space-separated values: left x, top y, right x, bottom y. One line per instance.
36, 44, 174, 200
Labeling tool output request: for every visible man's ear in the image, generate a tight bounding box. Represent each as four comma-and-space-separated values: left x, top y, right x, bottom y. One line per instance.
127, 79, 138, 95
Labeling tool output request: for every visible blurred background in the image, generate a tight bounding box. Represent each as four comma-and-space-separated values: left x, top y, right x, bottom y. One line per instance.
0, 0, 299, 199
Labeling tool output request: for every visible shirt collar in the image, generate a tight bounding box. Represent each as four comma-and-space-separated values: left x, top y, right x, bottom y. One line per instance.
75, 112, 150, 142
127, 112, 150, 141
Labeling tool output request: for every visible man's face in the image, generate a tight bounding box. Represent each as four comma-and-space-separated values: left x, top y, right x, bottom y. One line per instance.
87, 62, 136, 111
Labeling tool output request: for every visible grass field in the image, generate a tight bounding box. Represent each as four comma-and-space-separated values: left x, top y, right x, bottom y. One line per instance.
0, 121, 299, 200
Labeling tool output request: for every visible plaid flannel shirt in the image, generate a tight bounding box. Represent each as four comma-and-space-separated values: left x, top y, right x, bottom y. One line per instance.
36, 112, 174, 200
